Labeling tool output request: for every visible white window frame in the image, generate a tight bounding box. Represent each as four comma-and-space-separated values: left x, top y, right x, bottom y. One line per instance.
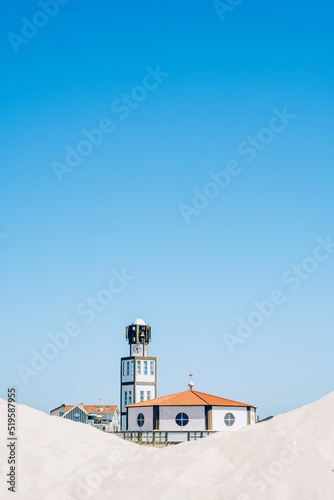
224, 413, 235, 427
144, 361, 148, 375
137, 360, 141, 375
150, 361, 154, 375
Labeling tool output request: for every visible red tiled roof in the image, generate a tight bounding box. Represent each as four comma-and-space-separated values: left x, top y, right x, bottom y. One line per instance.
126, 390, 256, 408
60, 404, 117, 415
83, 405, 117, 414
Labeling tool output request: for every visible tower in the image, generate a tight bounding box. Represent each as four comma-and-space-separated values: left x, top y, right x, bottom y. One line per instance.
120, 318, 157, 431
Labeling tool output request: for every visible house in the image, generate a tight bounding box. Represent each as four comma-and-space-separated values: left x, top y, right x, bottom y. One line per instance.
50, 404, 120, 432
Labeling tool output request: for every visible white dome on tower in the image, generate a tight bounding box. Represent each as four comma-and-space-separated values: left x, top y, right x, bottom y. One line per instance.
132, 318, 146, 326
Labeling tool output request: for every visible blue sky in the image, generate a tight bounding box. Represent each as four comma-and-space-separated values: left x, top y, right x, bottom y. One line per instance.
1, 0, 333, 418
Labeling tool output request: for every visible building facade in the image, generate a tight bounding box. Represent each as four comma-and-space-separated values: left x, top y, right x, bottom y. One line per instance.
120, 318, 157, 431
126, 389, 257, 440
50, 404, 120, 432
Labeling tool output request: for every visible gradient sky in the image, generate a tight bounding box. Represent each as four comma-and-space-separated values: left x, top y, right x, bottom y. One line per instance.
1, 0, 334, 419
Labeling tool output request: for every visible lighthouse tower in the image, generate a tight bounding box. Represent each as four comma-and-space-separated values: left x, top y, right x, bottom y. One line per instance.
120, 319, 157, 431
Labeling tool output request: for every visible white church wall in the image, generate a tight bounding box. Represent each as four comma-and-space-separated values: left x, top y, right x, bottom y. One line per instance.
159, 406, 206, 432
212, 406, 249, 431
135, 359, 156, 383
251, 407, 256, 423
121, 359, 134, 383
136, 373, 155, 383
127, 407, 153, 431
121, 385, 134, 413
135, 384, 156, 403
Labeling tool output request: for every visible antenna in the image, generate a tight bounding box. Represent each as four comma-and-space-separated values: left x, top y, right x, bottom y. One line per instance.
188, 372, 194, 390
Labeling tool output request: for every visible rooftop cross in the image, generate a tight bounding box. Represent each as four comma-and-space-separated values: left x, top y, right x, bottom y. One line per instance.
188, 372, 194, 390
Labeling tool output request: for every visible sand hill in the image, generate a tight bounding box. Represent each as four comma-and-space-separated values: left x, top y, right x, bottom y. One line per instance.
1, 393, 334, 499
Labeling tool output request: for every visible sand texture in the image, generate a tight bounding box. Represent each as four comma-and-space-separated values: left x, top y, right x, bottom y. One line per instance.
1, 393, 334, 499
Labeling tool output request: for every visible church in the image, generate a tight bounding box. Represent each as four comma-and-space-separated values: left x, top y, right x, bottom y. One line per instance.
121, 319, 257, 440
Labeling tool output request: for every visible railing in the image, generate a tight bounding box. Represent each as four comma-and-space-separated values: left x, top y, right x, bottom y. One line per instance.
115, 430, 215, 444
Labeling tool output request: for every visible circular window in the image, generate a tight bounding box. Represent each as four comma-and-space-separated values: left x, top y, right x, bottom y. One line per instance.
224, 413, 235, 427
137, 413, 145, 427
175, 412, 189, 427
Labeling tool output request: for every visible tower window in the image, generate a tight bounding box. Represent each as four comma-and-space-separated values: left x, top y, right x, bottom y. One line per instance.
175, 413, 189, 427
144, 361, 148, 375
131, 360, 134, 375
124, 391, 128, 406
150, 361, 154, 375
224, 413, 235, 427
122, 362, 125, 376
126, 361, 130, 376
147, 391, 151, 400
137, 413, 145, 427
129, 391, 132, 404
140, 391, 144, 402
137, 360, 141, 375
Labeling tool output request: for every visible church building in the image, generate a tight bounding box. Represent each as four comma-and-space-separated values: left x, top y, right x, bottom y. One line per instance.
126, 387, 256, 433
121, 318, 257, 438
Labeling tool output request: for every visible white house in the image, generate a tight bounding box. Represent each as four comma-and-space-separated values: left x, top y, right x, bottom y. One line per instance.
50, 404, 120, 432
126, 388, 256, 434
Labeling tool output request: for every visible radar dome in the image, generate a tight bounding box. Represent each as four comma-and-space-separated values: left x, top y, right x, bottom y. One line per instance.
132, 318, 146, 326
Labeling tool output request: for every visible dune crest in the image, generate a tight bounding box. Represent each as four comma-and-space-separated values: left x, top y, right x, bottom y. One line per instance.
1, 393, 334, 499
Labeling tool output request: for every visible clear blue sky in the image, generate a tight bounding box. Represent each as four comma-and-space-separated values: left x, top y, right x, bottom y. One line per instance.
1, 0, 333, 418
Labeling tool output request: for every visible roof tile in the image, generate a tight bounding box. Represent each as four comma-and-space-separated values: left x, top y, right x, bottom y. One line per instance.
126, 390, 256, 408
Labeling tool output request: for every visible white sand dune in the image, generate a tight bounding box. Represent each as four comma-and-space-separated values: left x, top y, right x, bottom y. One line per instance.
1, 393, 334, 499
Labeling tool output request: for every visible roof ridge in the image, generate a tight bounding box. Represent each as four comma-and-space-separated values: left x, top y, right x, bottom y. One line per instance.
191, 390, 211, 404
126, 389, 256, 408
194, 390, 253, 407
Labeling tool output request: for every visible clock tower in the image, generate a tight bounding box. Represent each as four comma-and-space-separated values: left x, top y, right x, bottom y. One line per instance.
120, 318, 157, 431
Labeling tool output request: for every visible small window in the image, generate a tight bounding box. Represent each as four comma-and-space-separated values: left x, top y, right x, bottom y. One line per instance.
147, 391, 151, 401
140, 390, 144, 402
129, 391, 132, 404
59, 412, 64, 416
175, 412, 189, 427
131, 360, 134, 375
74, 413, 80, 422
126, 361, 130, 376
150, 361, 154, 375
137, 360, 141, 375
124, 391, 128, 406
224, 413, 235, 427
122, 362, 125, 376
137, 413, 145, 427
144, 361, 148, 375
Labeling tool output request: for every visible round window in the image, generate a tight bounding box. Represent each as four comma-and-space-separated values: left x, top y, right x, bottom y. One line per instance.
137, 413, 145, 427
224, 413, 235, 427
175, 412, 189, 427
